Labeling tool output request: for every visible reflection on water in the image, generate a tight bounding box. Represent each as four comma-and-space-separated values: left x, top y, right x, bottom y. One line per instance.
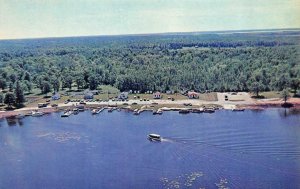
0, 108, 299, 189
6, 118, 18, 126
6, 117, 25, 127
278, 108, 300, 118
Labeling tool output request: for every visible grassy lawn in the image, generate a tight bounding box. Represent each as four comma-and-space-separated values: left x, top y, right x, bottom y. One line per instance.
257, 91, 293, 99
98, 85, 120, 94
18, 83, 218, 109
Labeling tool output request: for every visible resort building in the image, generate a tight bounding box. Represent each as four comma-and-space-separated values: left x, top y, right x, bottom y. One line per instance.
118, 92, 129, 100
84, 92, 94, 100
187, 91, 199, 99
153, 92, 162, 99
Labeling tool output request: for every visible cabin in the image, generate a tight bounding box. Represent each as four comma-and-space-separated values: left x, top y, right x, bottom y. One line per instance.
51, 93, 60, 100
118, 92, 129, 100
84, 92, 94, 100
84, 89, 99, 95
153, 92, 162, 99
187, 91, 199, 99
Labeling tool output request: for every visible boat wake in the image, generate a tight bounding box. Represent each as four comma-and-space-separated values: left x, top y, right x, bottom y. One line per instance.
160, 138, 173, 143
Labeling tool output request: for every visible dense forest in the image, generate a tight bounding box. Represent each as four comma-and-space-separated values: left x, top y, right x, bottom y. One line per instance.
0, 29, 299, 104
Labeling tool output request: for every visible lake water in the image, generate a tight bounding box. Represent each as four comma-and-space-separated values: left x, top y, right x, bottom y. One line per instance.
0, 108, 300, 189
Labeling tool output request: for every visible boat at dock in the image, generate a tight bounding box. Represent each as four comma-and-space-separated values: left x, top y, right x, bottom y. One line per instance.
133, 109, 140, 115
76, 105, 85, 112
91, 109, 98, 114
179, 109, 190, 114
153, 109, 163, 115
61, 111, 73, 117
15, 113, 25, 119
108, 107, 117, 113
232, 108, 245, 112
204, 108, 215, 113
192, 109, 204, 113
92, 108, 105, 114
31, 111, 44, 117
73, 108, 79, 115
148, 134, 161, 141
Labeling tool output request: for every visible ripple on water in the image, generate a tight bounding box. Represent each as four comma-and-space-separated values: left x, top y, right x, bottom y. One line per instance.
36, 131, 87, 143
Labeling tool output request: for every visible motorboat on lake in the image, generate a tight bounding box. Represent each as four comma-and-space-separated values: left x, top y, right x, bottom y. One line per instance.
148, 134, 161, 141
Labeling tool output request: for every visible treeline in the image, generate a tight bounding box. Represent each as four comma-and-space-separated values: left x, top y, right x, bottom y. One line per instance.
0, 30, 299, 103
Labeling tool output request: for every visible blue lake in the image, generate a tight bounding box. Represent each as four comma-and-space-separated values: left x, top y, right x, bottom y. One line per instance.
0, 108, 300, 189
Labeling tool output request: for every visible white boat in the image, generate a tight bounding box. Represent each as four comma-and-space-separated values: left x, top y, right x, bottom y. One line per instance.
148, 134, 161, 141
31, 111, 44, 117
61, 111, 72, 117
91, 109, 98, 114
91, 108, 104, 114
153, 109, 163, 115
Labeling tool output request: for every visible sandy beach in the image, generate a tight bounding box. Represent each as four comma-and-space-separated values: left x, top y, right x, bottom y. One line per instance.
1, 92, 299, 119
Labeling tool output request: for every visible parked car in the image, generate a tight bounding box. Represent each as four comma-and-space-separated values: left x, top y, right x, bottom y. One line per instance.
79, 101, 86, 105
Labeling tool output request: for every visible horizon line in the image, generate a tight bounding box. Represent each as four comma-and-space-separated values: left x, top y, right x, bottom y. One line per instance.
1, 27, 300, 41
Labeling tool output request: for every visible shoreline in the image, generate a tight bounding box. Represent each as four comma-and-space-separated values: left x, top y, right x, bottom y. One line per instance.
1, 98, 300, 119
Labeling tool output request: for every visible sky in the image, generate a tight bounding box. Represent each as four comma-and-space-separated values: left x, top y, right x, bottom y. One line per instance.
0, 0, 299, 39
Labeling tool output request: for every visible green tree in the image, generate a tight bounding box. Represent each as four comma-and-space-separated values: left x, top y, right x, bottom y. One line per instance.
4, 92, 16, 107
24, 71, 31, 81
290, 79, 300, 96
281, 89, 290, 104
88, 75, 98, 90
15, 81, 25, 105
249, 81, 264, 97
62, 76, 72, 90
0, 79, 7, 90
75, 76, 85, 89
0, 93, 3, 104
51, 78, 60, 92
42, 81, 51, 94
23, 80, 32, 93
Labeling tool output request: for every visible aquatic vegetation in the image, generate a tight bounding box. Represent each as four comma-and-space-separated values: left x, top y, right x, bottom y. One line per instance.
160, 171, 204, 188
215, 178, 229, 189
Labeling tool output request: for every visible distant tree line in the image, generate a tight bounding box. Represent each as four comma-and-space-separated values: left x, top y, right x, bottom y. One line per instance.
0, 31, 299, 106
